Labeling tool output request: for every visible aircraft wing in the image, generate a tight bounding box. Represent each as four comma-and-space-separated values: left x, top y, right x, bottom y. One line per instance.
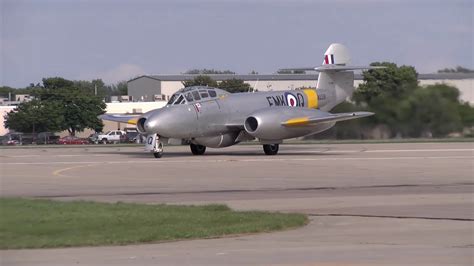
99, 114, 140, 125
282, 111, 374, 127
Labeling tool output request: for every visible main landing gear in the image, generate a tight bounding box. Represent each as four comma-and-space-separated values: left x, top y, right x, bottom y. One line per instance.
263, 144, 279, 155
190, 144, 206, 155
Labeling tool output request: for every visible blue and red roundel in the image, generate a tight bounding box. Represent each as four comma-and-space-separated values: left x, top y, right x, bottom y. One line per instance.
285, 92, 297, 107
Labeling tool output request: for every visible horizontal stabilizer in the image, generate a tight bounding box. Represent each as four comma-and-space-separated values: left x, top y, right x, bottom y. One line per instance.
282, 111, 374, 127
315, 65, 386, 72
99, 114, 140, 125
278, 66, 385, 73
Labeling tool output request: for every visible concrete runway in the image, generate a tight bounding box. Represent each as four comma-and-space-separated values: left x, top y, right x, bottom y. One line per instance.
1, 142, 473, 265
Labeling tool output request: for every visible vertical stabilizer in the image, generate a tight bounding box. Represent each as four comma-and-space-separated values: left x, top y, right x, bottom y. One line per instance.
322, 43, 351, 66
317, 43, 355, 111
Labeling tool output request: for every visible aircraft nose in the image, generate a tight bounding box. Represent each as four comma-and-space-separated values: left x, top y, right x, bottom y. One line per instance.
143, 106, 197, 138
144, 116, 160, 133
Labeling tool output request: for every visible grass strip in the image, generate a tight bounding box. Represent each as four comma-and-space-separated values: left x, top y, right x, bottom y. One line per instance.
0, 198, 307, 249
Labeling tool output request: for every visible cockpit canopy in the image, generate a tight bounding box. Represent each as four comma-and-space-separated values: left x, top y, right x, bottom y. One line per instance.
167, 86, 227, 105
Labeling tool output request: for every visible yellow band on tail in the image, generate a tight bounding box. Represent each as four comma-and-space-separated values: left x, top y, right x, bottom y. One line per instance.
303, 89, 318, 109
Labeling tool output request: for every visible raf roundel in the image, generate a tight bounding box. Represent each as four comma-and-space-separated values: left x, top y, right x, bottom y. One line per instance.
285, 93, 297, 107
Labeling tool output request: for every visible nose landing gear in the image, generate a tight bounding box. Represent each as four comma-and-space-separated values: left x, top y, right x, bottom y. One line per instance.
145, 134, 164, 158
153, 141, 164, 158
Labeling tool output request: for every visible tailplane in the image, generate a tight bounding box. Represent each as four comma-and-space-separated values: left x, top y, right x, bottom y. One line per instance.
278, 43, 384, 110
316, 43, 384, 110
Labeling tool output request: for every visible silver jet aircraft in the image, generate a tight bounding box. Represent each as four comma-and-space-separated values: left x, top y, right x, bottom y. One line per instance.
102, 43, 380, 158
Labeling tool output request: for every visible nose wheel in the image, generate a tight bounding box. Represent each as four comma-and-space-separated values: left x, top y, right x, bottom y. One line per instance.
153, 141, 164, 158
263, 144, 279, 155
146, 134, 164, 158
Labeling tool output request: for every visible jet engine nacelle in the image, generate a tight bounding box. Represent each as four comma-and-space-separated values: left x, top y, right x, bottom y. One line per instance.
193, 132, 239, 148
244, 107, 334, 140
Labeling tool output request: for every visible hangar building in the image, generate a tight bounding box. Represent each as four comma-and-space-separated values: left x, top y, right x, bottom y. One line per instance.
128, 73, 474, 104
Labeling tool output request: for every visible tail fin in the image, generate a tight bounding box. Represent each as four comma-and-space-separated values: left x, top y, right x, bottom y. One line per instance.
322, 43, 351, 66
316, 43, 383, 110
277, 43, 384, 110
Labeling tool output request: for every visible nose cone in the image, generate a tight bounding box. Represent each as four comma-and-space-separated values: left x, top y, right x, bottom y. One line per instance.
144, 118, 159, 133
143, 106, 196, 138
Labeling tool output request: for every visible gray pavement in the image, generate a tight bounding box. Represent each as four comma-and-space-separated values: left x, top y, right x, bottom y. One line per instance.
1, 142, 473, 265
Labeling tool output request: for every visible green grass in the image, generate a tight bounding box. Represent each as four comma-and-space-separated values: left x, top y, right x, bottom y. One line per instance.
0, 198, 307, 249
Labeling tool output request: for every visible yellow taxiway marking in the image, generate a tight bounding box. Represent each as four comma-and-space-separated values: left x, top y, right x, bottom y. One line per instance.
53, 164, 96, 178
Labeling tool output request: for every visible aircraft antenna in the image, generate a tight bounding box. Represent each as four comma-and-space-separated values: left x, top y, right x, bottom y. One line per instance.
252, 79, 259, 93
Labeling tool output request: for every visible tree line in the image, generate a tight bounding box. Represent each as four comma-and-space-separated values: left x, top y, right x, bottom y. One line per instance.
322, 62, 474, 139
5, 77, 107, 136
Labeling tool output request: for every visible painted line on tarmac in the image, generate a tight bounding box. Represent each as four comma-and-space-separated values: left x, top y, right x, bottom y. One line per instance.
37, 182, 473, 198
53, 164, 96, 178
364, 148, 474, 153
309, 213, 474, 222
2, 154, 109, 158
1, 155, 473, 165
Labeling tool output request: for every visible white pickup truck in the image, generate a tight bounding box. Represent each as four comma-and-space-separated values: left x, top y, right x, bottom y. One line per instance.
97, 130, 126, 144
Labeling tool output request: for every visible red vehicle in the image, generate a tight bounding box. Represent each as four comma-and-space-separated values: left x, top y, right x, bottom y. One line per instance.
57, 136, 89, 145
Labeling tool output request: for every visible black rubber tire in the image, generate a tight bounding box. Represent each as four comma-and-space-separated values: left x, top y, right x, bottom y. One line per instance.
153, 152, 163, 158
190, 144, 206, 155
263, 144, 279, 155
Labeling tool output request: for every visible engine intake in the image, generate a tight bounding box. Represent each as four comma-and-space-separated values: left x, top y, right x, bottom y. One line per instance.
137, 117, 147, 134
244, 116, 259, 133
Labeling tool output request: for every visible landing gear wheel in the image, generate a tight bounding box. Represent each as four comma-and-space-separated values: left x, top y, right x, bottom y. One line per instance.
190, 144, 206, 155
153, 140, 164, 158
263, 144, 279, 155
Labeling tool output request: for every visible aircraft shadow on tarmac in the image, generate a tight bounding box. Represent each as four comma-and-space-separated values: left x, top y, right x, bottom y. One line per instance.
94, 148, 346, 158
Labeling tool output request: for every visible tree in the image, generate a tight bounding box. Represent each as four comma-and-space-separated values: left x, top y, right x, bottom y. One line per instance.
351, 63, 473, 138
39, 78, 106, 135
277, 69, 305, 74
4, 100, 64, 133
182, 75, 218, 87
352, 62, 419, 136
73, 79, 108, 99
105, 81, 128, 96
397, 85, 464, 137
218, 78, 253, 93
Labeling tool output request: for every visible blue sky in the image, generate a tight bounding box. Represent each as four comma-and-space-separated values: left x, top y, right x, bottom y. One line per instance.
1, 0, 472, 87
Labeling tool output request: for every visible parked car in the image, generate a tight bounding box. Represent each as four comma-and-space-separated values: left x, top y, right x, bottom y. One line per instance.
37, 132, 60, 144
1, 133, 22, 145
88, 133, 100, 144
97, 130, 126, 144
57, 136, 89, 145
122, 131, 143, 143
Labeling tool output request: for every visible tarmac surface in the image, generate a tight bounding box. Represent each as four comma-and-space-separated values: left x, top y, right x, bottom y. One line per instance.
1, 142, 473, 265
